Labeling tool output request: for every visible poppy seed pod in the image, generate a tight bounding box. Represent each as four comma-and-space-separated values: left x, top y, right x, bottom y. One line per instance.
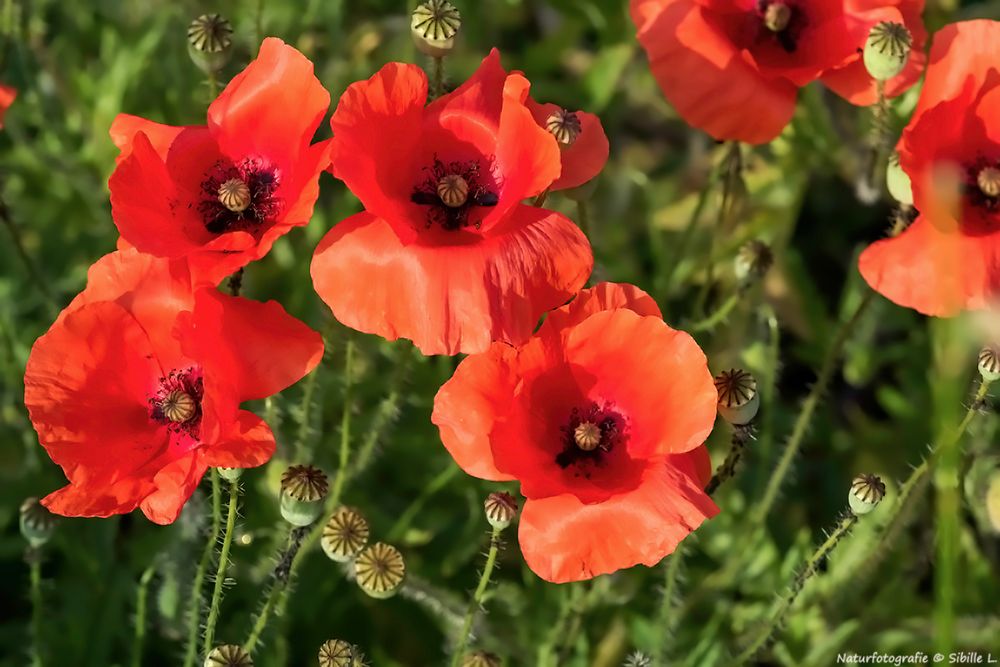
849, 473, 886, 516
321, 506, 370, 562
187, 14, 233, 75
979, 346, 1000, 382
462, 652, 501, 667
354, 542, 405, 599
484, 492, 518, 530
318, 639, 357, 667
714, 368, 760, 425
20, 497, 57, 548
411, 0, 461, 58
734, 240, 774, 285
204, 644, 253, 667
545, 109, 583, 147
863, 22, 912, 82
217, 467, 243, 482
280, 465, 329, 527
885, 153, 913, 206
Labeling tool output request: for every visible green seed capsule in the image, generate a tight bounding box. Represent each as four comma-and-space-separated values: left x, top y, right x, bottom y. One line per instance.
354, 542, 405, 599
863, 21, 912, 82
885, 153, 913, 206
462, 652, 501, 667
714, 369, 760, 426
411, 0, 461, 58
483, 492, 518, 530
204, 644, 253, 667
280, 465, 329, 527
321, 507, 370, 563
187, 14, 233, 75
20, 497, 57, 548
849, 473, 886, 516
318, 639, 356, 667
979, 346, 1000, 382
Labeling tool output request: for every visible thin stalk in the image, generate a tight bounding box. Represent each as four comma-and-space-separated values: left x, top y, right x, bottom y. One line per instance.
207, 70, 219, 99
655, 545, 686, 666
693, 142, 742, 316
736, 511, 859, 663
29, 553, 43, 667
705, 428, 751, 496
451, 525, 504, 667
538, 584, 584, 666
753, 289, 876, 525
690, 292, 740, 332
243, 526, 310, 655
387, 465, 460, 541
131, 564, 156, 667
659, 171, 717, 297
292, 364, 320, 462
532, 189, 549, 208
858, 80, 890, 203
202, 479, 240, 656
329, 339, 355, 507
432, 56, 444, 98
183, 470, 223, 667
227, 267, 244, 297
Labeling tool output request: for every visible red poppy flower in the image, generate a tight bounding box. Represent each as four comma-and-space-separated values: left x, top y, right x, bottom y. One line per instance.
526, 99, 609, 191
820, 0, 927, 106
432, 282, 718, 582
629, 0, 900, 143
859, 21, 1000, 316
311, 50, 593, 356
0, 84, 15, 129
24, 249, 324, 524
108, 38, 333, 286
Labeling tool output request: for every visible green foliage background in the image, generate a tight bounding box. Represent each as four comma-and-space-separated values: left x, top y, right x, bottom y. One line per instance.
3, 0, 1000, 665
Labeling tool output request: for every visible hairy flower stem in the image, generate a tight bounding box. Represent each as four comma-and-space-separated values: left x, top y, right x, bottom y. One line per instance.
736, 511, 859, 663
691, 292, 740, 332
753, 289, 876, 526
694, 141, 742, 317
706, 427, 753, 496
202, 479, 240, 657
227, 267, 244, 297
131, 564, 156, 667
858, 80, 891, 203
451, 525, 504, 667
243, 526, 310, 655
330, 339, 355, 505
183, 470, 223, 667
28, 551, 43, 667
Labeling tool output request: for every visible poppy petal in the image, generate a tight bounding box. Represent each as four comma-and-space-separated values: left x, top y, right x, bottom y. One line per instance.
528, 100, 609, 191
912, 20, 1000, 120
518, 462, 718, 583
311, 206, 593, 355
138, 452, 208, 525
539, 282, 662, 338
202, 410, 276, 470
109, 113, 189, 161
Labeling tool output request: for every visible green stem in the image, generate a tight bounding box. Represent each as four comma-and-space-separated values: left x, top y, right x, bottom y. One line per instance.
329, 339, 355, 507
659, 172, 716, 297
705, 428, 750, 496
736, 511, 859, 663
207, 70, 219, 99
532, 189, 549, 208
131, 564, 156, 667
655, 545, 686, 666
183, 470, 222, 667
227, 267, 244, 297
292, 363, 320, 462
753, 289, 875, 525
29, 554, 43, 667
693, 142, 742, 316
690, 292, 740, 332
387, 465, 459, 541
451, 525, 503, 666
203, 479, 240, 656
432, 56, 444, 98
243, 526, 309, 655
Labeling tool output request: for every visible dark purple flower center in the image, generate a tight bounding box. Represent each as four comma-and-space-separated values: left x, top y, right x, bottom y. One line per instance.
556, 402, 628, 470
198, 157, 282, 234
149, 367, 204, 439
966, 157, 1000, 212
410, 156, 498, 231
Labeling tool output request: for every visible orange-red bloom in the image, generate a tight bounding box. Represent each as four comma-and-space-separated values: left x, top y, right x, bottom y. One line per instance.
630, 0, 924, 143
108, 38, 333, 286
0, 84, 15, 129
432, 282, 718, 582
526, 99, 609, 191
24, 250, 323, 524
860, 21, 1000, 316
311, 50, 593, 356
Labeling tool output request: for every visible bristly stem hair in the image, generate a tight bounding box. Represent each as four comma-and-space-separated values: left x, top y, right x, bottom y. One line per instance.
182, 469, 223, 667
202, 478, 240, 657
130, 563, 157, 667
451, 525, 504, 667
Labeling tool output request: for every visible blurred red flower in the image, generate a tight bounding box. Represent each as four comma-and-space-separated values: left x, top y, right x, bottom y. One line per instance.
629, 0, 925, 144
311, 50, 593, 356
0, 84, 15, 129
860, 21, 1000, 316
108, 38, 333, 286
23, 250, 324, 524
432, 282, 718, 582
526, 99, 609, 191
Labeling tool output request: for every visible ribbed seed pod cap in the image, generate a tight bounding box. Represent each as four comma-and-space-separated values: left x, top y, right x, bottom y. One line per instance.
204, 644, 253, 667
483, 492, 518, 530
545, 109, 582, 146
354, 542, 406, 599
734, 240, 774, 284
714, 369, 760, 425
20, 497, 57, 548
187, 14, 233, 75
318, 639, 356, 667
280, 465, 329, 527
885, 153, 913, 206
849, 473, 886, 516
218, 467, 243, 482
461, 651, 501, 667
978, 346, 1000, 382
863, 21, 912, 81
322, 507, 370, 563
411, 0, 461, 57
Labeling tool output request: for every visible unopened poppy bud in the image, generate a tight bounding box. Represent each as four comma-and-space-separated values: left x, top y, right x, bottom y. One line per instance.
20, 497, 56, 548
279, 464, 329, 527
318, 639, 358, 667
763, 2, 791, 32
886, 153, 913, 206
217, 467, 243, 482
979, 346, 1000, 382
863, 21, 912, 82
977, 166, 1000, 199
484, 492, 518, 530
204, 644, 253, 667
322, 506, 370, 562
354, 542, 405, 599
849, 473, 886, 516
462, 652, 501, 667
187, 14, 234, 75
714, 368, 759, 425
545, 108, 582, 146
437, 174, 469, 207
734, 240, 773, 284
411, 0, 461, 58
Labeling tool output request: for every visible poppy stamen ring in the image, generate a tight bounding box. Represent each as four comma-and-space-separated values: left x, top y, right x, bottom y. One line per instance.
161, 390, 196, 423
218, 178, 251, 213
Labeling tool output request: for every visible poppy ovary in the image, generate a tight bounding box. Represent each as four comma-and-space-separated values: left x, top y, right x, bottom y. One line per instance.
437, 174, 469, 207
762, 2, 791, 32
574, 421, 603, 451
160, 389, 197, 423
977, 166, 1000, 199
218, 177, 251, 213
863, 21, 912, 81
546, 109, 582, 146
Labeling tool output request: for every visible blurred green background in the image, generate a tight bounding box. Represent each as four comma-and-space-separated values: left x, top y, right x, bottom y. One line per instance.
3, 1, 1000, 665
